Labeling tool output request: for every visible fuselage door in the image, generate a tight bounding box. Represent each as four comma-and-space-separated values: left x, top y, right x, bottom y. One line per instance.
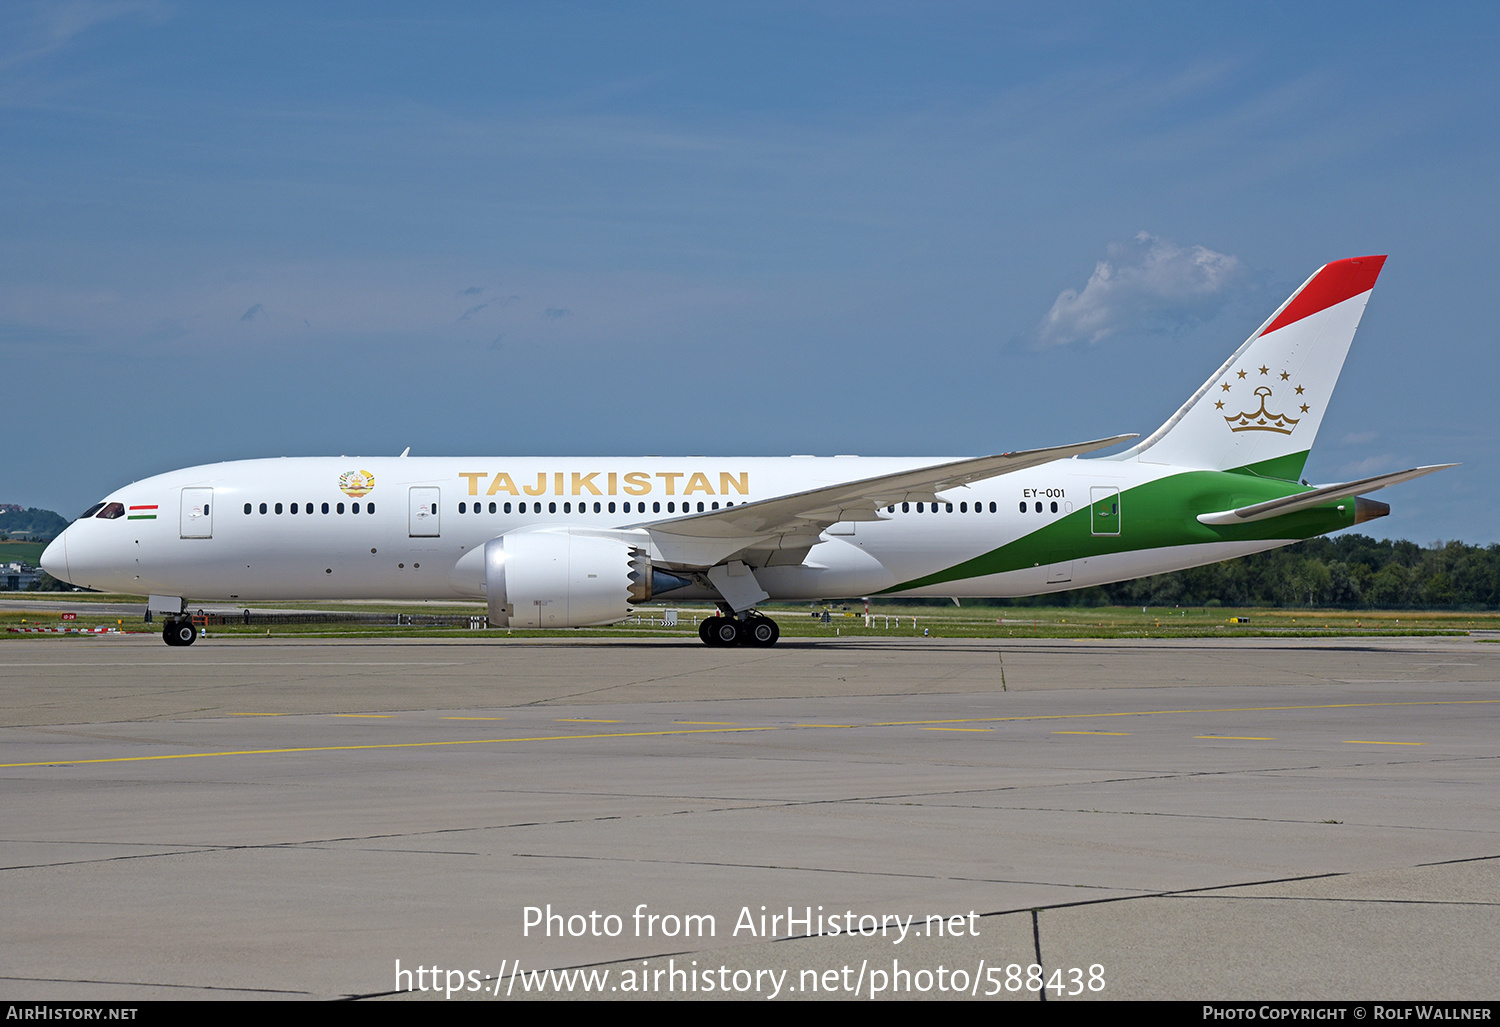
1089, 486, 1121, 537
180, 488, 213, 539
409, 487, 441, 537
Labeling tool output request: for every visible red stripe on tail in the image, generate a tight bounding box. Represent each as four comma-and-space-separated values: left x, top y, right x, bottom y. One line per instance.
1261, 255, 1386, 336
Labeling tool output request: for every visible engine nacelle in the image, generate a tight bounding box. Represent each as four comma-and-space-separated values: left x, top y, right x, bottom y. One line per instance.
484, 528, 689, 628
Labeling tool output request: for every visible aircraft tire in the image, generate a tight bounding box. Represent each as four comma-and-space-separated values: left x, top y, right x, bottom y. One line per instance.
163, 620, 198, 647
705, 617, 740, 647
740, 616, 779, 647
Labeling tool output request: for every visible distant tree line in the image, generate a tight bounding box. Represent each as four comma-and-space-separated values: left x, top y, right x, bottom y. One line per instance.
893, 535, 1500, 610
0, 507, 69, 539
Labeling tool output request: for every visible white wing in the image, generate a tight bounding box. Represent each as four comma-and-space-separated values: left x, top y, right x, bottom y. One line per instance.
640, 434, 1136, 567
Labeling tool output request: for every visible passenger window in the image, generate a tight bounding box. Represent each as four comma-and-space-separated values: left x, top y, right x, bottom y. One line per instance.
1034, 502, 1042, 513
275, 503, 283, 514
946, 503, 953, 513
260, 503, 268, 514
367, 502, 375, 514
337, 503, 345, 514
1051, 501, 1058, 513
519, 502, 527, 513
459, 502, 467, 513
594, 502, 602, 513
352, 503, 361, 514
960, 502, 968, 513
549, 502, 557, 513
989, 502, 997, 513
653, 502, 661, 513
504, 502, 512, 513
563, 502, 571, 513
609, 502, 616, 513
322, 502, 330, 514
667, 502, 675, 513
489, 502, 496, 513
291, 503, 299, 514
243, 503, 252, 515
1019, 502, 1026, 513
902, 502, 909, 512
916, 503, 924, 512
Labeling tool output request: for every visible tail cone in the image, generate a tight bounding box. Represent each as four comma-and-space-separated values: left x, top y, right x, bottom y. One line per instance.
1354, 496, 1390, 524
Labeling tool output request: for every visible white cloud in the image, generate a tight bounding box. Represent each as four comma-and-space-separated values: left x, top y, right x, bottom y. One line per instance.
1342, 454, 1400, 478
1037, 232, 1243, 347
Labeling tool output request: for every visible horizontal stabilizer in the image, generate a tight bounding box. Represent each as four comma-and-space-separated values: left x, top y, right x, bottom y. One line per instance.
1196, 464, 1457, 525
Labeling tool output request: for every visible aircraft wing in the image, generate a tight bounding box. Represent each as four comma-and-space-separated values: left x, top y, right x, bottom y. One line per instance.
1196, 464, 1458, 526
641, 434, 1136, 566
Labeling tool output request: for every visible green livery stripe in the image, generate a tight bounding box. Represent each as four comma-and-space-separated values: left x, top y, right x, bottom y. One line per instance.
883, 467, 1355, 593
127, 514, 156, 520
1227, 450, 1309, 482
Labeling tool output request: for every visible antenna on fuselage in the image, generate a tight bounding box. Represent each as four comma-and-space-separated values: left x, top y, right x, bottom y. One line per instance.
399, 447, 411, 457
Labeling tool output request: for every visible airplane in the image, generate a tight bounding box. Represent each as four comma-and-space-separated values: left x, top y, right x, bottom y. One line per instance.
41, 254, 1453, 647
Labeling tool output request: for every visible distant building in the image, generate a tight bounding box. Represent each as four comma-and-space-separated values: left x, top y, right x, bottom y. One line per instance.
0, 504, 22, 514
2, 562, 42, 590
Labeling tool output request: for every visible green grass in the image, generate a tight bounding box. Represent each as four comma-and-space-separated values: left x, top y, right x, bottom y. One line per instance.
3, 599, 1491, 641
0, 540, 47, 566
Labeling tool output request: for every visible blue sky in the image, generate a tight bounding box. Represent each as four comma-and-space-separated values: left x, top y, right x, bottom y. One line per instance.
4, 2, 1496, 544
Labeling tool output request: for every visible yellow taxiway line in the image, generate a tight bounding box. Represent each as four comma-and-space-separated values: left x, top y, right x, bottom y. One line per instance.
3, 698, 1487, 769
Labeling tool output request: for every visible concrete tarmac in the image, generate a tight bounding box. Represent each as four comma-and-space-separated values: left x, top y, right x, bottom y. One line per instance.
1, 633, 1496, 1001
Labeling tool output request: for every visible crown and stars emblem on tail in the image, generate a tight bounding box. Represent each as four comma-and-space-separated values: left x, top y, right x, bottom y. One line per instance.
1214, 365, 1310, 435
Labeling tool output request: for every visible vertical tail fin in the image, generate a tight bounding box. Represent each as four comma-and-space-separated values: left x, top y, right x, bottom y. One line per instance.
1124, 255, 1387, 479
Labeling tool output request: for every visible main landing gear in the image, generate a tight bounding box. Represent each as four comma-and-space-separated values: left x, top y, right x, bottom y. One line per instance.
699, 611, 780, 647
162, 619, 198, 646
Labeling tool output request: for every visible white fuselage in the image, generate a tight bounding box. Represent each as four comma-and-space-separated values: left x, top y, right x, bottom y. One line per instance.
44, 455, 1289, 605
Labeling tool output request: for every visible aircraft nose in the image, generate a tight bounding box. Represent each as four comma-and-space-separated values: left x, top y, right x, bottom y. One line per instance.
40, 531, 69, 583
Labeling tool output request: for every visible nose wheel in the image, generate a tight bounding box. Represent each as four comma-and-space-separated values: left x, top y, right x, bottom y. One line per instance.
699, 613, 779, 647
163, 620, 199, 646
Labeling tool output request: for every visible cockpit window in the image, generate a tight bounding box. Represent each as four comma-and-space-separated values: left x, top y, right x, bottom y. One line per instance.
79, 503, 106, 519
95, 502, 126, 520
